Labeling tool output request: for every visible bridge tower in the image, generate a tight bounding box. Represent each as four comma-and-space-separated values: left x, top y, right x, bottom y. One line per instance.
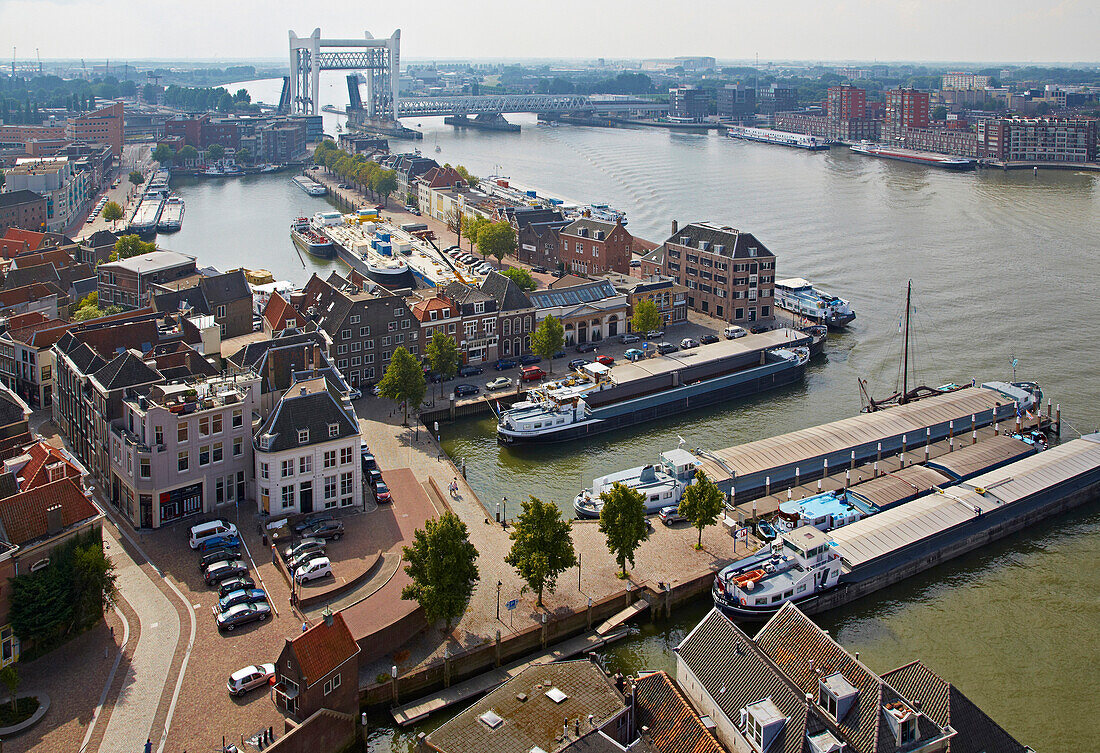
286, 28, 400, 120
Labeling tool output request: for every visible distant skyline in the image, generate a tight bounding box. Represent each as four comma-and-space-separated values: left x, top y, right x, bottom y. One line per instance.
1, 0, 1097, 66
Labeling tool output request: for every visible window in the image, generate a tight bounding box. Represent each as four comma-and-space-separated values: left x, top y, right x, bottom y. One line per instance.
340, 471, 353, 495
350, 315, 360, 324
281, 459, 294, 477
328, 422, 339, 438
178, 451, 189, 472
337, 344, 348, 355
140, 458, 150, 479
365, 339, 374, 350
464, 322, 476, 339
212, 442, 223, 463
260, 462, 269, 480
381, 336, 391, 347
298, 428, 309, 444
300, 455, 312, 474
154, 426, 163, 445
359, 326, 369, 337
232, 409, 243, 428
901, 718, 917, 744
324, 475, 337, 499
351, 356, 361, 367
323, 673, 341, 695
351, 341, 362, 352
199, 416, 210, 436
323, 450, 336, 469
341, 329, 351, 340
281, 485, 295, 509
216, 304, 226, 319
199, 445, 210, 466
340, 447, 352, 465
212, 414, 222, 433
178, 423, 188, 443
387, 321, 396, 332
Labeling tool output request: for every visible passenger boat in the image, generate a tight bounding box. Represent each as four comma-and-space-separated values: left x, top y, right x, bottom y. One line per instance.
850, 142, 976, 170
774, 278, 855, 329
290, 217, 334, 258
573, 449, 698, 519
727, 126, 829, 151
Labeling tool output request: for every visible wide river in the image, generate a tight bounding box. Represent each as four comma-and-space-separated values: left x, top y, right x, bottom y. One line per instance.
176, 77, 1100, 750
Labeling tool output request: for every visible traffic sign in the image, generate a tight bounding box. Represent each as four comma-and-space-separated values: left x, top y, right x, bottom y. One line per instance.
506, 599, 518, 611
734, 527, 749, 541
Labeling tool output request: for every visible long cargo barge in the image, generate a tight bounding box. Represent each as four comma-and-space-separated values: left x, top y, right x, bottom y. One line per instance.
727, 126, 829, 151
850, 143, 976, 170
713, 433, 1100, 620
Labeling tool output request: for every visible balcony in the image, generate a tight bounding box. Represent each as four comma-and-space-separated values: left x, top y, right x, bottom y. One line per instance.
110, 423, 151, 454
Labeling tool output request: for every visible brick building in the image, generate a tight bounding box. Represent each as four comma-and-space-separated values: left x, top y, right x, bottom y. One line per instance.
529, 278, 628, 345
97, 250, 198, 309
272, 610, 360, 720
65, 102, 124, 157
640, 220, 775, 325
558, 218, 633, 275
978, 117, 1098, 163
669, 86, 709, 123
3, 158, 88, 232
515, 218, 568, 269
885, 88, 930, 134
828, 85, 866, 121
151, 268, 254, 338
718, 84, 756, 121
0, 191, 47, 235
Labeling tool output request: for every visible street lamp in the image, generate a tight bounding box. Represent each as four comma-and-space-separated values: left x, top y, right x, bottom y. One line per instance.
496, 580, 502, 621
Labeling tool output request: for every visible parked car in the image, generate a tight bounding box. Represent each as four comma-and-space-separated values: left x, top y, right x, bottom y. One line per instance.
568, 358, 589, 372
619, 333, 641, 344
306, 519, 345, 540
551, 269, 566, 278
458, 364, 483, 377
374, 481, 392, 503
227, 663, 275, 697
531, 265, 547, 273
700, 334, 720, 345
348, 388, 362, 400
680, 337, 700, 349
204, 560, 249, 586
724, 325, 747, 340
574, 342, 597, 353
486, 376, 512, 391
644, 330, 665, 340
372, 384, 384, 395
521, 366, 545, 382
596, 355, 615, 366
189, 519, 237, 549
218, 588, 268, 612
200, 546, 241, 572
293, 513, 334, 534
367, 468, 383, 489
624, 348, 645, 361
493, 358, 517, 371
518, 354, 541, 365
294, 557, 333, 584
198, 535, 240, 553
455, 383, 479, 397
216, 601, 270, 632
217, 576, 255, 598
288, 548, 325, 573
750, 325, 769, 334
629, 259, 641, 268
659, 506, 685, 526
656, 342, 679, 355
361, 453, 378, 472
283, 538, 325, 561
552, 349, 566, 359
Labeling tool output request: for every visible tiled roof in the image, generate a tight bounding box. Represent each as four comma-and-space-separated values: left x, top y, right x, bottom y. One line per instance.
262, 291, 301, 331
83, 230, 119, 249
633, 671, 725, 753
0, 190, 44, 208
0, 477, 100, 547
4, 263, 61, 292
881, 661, 1028, 753
0, 282, 64, 309
10, 247, 73, 271
480, 270, 533, 313
201, 269, 251, 305
289, 612, 359, 688
16, 441, 82, 492
0, 228, 47, 258
5, 311, 49, 331
93, 349, 162, 391
443, 281, 494, 306
548, 274, 589, 289
256, 381, 357, 453
0, 385, 28, 428
663, 223, 774, 260
560, 218, 623, 238
228, 330, 327, 370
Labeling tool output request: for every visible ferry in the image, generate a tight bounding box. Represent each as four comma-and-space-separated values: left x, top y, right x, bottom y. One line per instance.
293, 175, 328, 196
156, 196, 185, 233
727, 126, 829, 151
850, 142, 976, 170
496, 338, 811, 445
774, 278, 856, 329
574, 449, 699, 519
290, 217, 335, 258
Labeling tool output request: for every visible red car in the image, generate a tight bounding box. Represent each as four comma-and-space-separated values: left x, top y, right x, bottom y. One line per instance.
596, 355, 615, 366
521, 366, 545, 382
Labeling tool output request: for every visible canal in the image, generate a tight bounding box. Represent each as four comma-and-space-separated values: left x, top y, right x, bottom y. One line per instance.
179, 77, 1100, 750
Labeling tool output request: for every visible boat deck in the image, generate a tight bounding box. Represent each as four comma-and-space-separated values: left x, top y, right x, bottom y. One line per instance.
608, 328, 805, 384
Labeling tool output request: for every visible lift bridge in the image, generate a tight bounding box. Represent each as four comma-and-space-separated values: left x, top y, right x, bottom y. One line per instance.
280, 28, 666, 121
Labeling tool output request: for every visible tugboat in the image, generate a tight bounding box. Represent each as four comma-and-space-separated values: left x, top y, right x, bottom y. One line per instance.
290, 217, 334, 258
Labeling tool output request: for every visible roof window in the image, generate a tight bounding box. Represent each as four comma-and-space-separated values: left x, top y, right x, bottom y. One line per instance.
545, 687, 568, 704
479, 710, 504, 729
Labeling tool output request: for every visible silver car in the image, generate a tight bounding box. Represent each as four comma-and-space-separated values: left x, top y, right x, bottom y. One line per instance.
227, 663, 275, 696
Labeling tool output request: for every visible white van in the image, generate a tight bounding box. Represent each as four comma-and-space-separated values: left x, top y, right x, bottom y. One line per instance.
189, 520, 238, 549
724, 325, 747, 340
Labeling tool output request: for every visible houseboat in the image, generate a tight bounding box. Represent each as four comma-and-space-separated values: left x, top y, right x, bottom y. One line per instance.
573, 449, 698, 519
774, 278, 856, 329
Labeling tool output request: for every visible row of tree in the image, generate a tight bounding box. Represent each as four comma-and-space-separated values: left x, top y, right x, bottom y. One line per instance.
313, 140, 399, 207
446, 210, 518, 265
161, 84, 254, 114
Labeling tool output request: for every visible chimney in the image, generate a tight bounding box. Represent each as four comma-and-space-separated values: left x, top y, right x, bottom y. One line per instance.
671, 219, 678, 235
322, 607, 334, 627
46, 503, 63, 535
266, 353, 276, 389
313, 343, 321, 375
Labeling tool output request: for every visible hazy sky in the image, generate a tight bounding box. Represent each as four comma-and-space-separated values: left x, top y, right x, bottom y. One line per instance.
1, 0, 1096, 64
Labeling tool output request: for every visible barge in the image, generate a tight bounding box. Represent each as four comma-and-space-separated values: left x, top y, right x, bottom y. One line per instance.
727, 126, 829, 151
713, 433, 1100, 620
573, 449, 698, 519
290, 216, 334, 258
850, 143, 976, 170
127, 193, 165, 239
156, 196, 185, 233
774, 277, 855, 329
497, 330, 813, 445
293, 175, 328, 196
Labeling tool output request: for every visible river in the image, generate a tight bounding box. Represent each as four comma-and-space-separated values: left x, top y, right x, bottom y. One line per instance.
172, 77, 1100, 750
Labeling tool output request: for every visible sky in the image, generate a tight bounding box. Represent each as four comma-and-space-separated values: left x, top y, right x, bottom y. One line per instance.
0, 0, 1096, 65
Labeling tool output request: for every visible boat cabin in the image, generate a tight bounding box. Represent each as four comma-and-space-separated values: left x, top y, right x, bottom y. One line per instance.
777, 490, 869, 532
721, 525, 841, 610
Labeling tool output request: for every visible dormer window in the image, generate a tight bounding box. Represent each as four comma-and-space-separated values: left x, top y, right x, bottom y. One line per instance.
328, 422, 339, 438
740, 697, 787, 753
819, 673, 858, 723
883, 701, 919, 747
298, 429, 309, 444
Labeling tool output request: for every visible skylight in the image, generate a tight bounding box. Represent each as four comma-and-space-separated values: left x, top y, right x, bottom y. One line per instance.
479, 710, 504, 729
545, 687, 568, 704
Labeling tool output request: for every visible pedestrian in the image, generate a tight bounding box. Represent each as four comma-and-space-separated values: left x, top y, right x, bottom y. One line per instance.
144, 738, 152, 753
301, 621, 308, 632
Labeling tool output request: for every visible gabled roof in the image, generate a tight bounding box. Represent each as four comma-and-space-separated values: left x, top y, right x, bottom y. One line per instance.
287, 612, 359, 688
411, 294, 455, 322
633, 671, 725, 753
262, 291, 302, 331
442, 281, 494, 307
0, 282, 64, 309
560, 218, 625, 238
549, 274, 589, 289
0, 228, 47, 258
56, 332, 106, 374
0, 190, 44, 208
0, 385, 29, 429
83, 230, 119, 249
418, 165, 466, 189
663, 222, 774, 260
228, 329, 327, 370
4, 263, 61, 292
881, 661, 1028, 753
480, 270, 533, 313
256, 378, 358, 453
15, 440, 83, 492
10, 247, 74, 271
0, 476, 100, 547
201, 269, 251, 305
92, 349, 162, 391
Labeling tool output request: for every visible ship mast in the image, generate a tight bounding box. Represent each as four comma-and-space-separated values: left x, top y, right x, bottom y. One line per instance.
900, 280, 911, 405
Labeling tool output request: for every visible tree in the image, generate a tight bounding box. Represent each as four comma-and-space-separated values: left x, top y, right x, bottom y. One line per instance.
128, 170, 143, 186
505, 497, 577, 607
151, 143, 173, 166
141, 83, 158, 103
205, 143, 225, 161
371, 169, 398, 207
631, 298, 662, 335
176, 145, 199, 164
377, 346, 426, 426
78, 291, 98, 309
73, 305, 105, 321
446, 205, 463, 245
477, 221, 518, 266
678, 471, 726, 549
234, 147, 252, 165
454, 164, 479, 188
462, 215, 488, 254
931, 105, 947, 121
426, 332, 461, 397
501, 267, 536, 291
111, 234, 156, 262
101, 201, 123, 223
530, 315, 564, 373
71, 539, 118, 628
598, 482, 650, 578
401, 512, 479, 631
0, 665, 18, 713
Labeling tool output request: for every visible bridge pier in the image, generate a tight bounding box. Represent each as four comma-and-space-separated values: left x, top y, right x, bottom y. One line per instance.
443, 113, 521, 133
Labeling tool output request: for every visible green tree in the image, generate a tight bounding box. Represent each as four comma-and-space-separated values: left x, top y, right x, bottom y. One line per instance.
454, 164, 479, 188
426, 332, 461, 397
176, 144, 199, 164
101, 201, 123, 223
128, 170, 143, 186
313, 139, 336, 166
73, 305, 105, 321
377, 346, 426, 426
71, 539, 118, 627
501, 267, 536, 291
151, 143, 173, 165
931, 105, 947, 121
205, 143, 225, 161
401, 512, 480, 631
530, 315, 564, 373
78, 291, 99, 309
631, 298, 662, 335
678, 471, 726, 549
505, 497, 577, 607
477, 221, 517, 266
371, 169, 398, 207
0, 665, 19, 713
462, 215, 488, 254
598, 482, 650, 578
110, 234, 156, 262
141, 83, 158, 103
235, 147, 252, 165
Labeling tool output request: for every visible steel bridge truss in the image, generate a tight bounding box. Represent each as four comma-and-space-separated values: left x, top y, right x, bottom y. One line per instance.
395, 94, 668, 118
287, 28, 400, 119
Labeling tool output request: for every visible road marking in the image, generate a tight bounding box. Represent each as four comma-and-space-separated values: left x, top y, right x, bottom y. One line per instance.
192, 603, 201, 609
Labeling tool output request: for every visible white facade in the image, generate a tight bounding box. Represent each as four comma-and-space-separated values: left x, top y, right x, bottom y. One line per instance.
256, 431, 362, 516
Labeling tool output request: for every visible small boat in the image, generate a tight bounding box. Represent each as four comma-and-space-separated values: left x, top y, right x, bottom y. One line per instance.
573, 449, 699, 519
202, 165, 222, 176
260, 164, 279, 173
756, 519, 777, 541
290, 217, 335, 258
